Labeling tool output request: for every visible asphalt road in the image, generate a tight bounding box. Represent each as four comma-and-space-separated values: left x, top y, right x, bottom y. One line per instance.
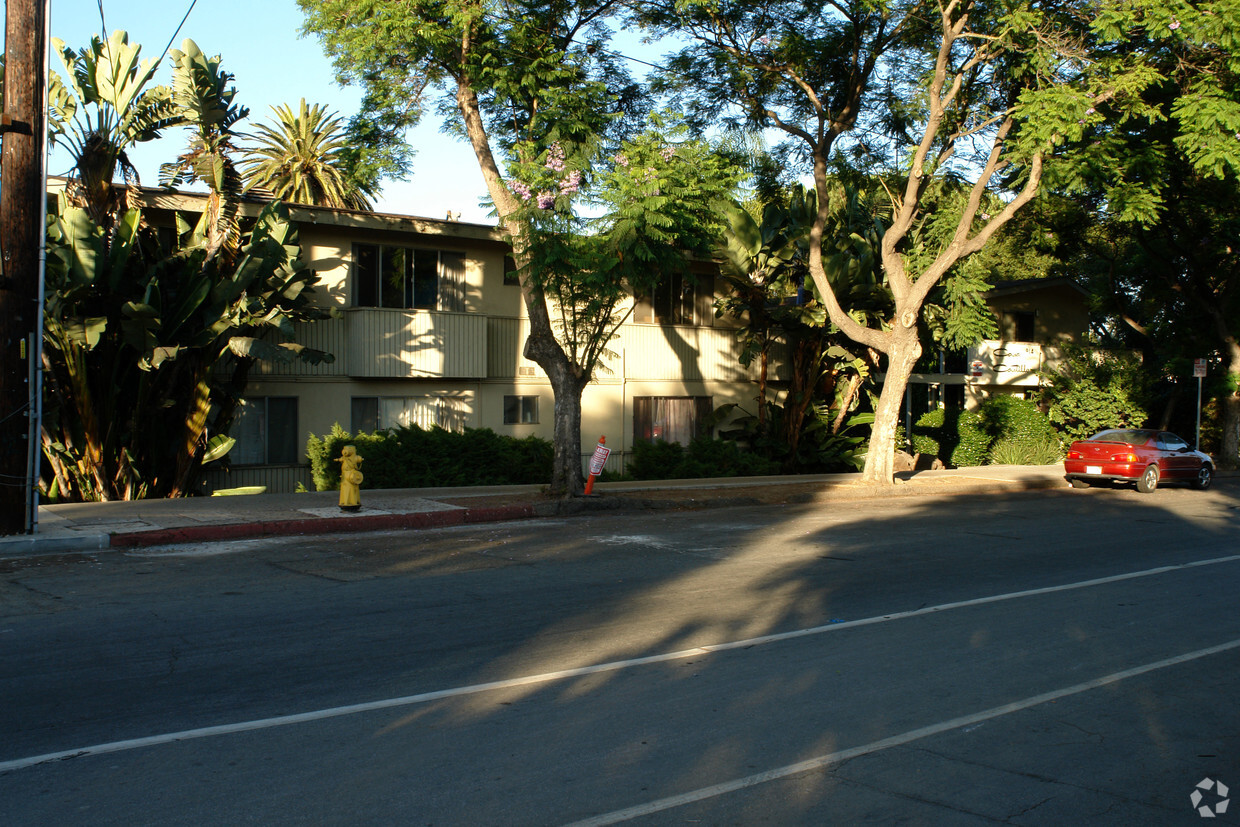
1, 482, 1238, 825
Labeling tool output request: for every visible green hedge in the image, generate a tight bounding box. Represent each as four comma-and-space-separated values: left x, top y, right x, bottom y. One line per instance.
912, 396, 1062, 467
911, 408, 992, 467
625, 437, 782, 481
307, 424, 553, 491
979, 395, 1063, 465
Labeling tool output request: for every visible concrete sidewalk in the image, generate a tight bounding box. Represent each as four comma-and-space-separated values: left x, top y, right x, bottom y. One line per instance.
0, 465, 1071, 557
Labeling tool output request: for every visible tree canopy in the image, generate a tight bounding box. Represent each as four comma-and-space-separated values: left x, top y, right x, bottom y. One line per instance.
299, 0, 743, 494
634, 0, 1232, 480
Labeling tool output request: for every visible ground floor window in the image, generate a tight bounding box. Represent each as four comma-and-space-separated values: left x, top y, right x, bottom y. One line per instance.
351, 396, 469, 433
503, 395, 539, 425
633, 396, 713, 446
231, 397, 299, 465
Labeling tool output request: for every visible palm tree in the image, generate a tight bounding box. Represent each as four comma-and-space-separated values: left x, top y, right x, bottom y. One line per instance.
241, 99, 372, 210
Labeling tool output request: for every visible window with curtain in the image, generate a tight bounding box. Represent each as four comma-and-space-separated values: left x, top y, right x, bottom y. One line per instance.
353, 243, 466, 312
231, 397, 299, 465
633, 396, 713, 446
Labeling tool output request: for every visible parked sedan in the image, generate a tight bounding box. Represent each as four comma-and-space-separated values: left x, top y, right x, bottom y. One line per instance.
1064, 429, 1214, 493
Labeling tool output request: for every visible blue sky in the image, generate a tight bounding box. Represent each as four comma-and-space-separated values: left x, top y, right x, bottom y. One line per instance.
35, 0, 500, 223
26, 0, 685, 225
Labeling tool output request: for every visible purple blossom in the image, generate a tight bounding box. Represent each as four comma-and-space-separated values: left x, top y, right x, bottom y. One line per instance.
510, 180, 532, 201
614, 153, 629, 167
559, 169, 582, 194
1169, 19, 1180, 30
660, 145, 675, 161
545, 142, 566, 172
537, 191, 556, 210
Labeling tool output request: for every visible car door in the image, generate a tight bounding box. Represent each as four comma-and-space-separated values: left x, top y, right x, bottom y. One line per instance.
1156, 432, 1194, 479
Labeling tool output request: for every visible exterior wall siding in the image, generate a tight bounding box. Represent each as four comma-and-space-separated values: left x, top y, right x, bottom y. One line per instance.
346, 308, 487, 378
245, 319, 349, 378
620, 325, 752, 382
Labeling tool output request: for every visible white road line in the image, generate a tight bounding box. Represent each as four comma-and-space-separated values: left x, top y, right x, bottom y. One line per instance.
3, 553, 1238, 775
563, 637, 1240, 826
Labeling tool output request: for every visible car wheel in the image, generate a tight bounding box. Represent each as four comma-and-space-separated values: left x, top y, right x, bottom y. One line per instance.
1069, 478, 1090, 489
1192, 464, 1214, 491
1137, 464, 1159, 494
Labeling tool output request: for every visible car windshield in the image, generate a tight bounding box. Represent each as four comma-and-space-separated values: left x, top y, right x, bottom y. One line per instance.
1088, 429, 1154, 444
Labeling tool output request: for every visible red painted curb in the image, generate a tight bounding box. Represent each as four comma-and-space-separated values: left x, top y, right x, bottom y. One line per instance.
107, 506, 508, 548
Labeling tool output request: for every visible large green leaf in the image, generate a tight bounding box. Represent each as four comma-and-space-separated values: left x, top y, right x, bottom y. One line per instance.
202, 434, 235, 463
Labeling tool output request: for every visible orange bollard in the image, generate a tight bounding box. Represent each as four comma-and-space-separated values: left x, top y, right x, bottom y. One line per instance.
583, 436, 610, 495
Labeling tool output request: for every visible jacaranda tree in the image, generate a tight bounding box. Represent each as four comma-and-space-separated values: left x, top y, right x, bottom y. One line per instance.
299, 1, 742, 495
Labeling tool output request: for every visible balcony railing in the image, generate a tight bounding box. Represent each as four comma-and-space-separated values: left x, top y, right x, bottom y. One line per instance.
346, 308, 487, 379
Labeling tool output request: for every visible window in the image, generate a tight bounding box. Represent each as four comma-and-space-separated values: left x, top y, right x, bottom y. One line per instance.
503, 255, 519, 286
351, 396, 469, 433
633, 396, 713, 446
353, 243, 466, 312
231, 397, 299, 465
503, 395, 539, 425
1001, 310, 1037, 342
634, 272, 714, 326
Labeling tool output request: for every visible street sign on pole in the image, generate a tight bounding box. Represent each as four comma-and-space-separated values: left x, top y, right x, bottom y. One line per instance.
1194, 359, 1206, 450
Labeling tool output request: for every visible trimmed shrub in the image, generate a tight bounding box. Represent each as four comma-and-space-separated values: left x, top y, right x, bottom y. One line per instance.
307, 424, 553, 491
979, 395, 1062, 465
911, 408, 992, 467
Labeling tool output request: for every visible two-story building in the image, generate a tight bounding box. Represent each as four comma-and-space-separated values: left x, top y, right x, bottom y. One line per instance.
118, 187, 765, 493
908, 276, 1091, 414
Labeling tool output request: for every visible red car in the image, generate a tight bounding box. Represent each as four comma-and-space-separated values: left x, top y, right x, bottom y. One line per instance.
1064, 429, 1214, 493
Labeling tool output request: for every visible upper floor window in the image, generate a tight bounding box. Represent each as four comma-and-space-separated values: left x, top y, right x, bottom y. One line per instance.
634, 271, 714, 326
353, 243, 466, 312
1001, 310, 1037, 342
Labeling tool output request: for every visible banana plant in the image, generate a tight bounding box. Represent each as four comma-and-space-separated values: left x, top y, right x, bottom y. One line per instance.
41, 33, 336, 501
47, 31, 182, 221
159, 39, 249, 260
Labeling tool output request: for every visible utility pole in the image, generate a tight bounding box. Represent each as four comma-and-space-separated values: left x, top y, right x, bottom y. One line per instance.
0, 0, 49, 534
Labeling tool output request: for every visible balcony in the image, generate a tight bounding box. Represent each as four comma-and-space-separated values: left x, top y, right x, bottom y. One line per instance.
346, 307, 486, 379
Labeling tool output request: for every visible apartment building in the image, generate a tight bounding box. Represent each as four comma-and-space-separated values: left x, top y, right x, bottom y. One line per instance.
115, 189, 764, 493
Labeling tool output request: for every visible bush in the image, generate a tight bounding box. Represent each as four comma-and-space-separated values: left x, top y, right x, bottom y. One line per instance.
978, 395, 1062, 465
1041, 346, 1150, 440
911, 408, 992, 467
307, 424, 553, 490
627, 437, 782, 480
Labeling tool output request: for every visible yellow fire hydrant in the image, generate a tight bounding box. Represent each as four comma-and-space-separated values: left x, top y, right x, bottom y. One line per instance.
336, 445, 364, 511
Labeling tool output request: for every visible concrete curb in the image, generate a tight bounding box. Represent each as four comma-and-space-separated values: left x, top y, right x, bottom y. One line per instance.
104, 475, 1065, 549
109, 502, 540, 548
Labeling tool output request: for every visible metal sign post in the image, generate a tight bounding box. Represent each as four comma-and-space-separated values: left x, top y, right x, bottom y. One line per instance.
1194, 359, 1207, 450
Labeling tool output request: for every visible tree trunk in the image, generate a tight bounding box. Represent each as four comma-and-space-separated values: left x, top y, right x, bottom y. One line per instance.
861, 325, 921, 484
455, 74, 586, 496
1221, 341, 1240, 471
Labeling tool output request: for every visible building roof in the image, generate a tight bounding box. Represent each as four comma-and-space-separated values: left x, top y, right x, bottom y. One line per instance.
47, 176, 508, 245
985, 276, 1089, 299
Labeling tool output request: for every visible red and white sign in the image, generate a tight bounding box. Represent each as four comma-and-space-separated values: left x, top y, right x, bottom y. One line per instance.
589, 441, 611, 475
1194, 358, 1208, 378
